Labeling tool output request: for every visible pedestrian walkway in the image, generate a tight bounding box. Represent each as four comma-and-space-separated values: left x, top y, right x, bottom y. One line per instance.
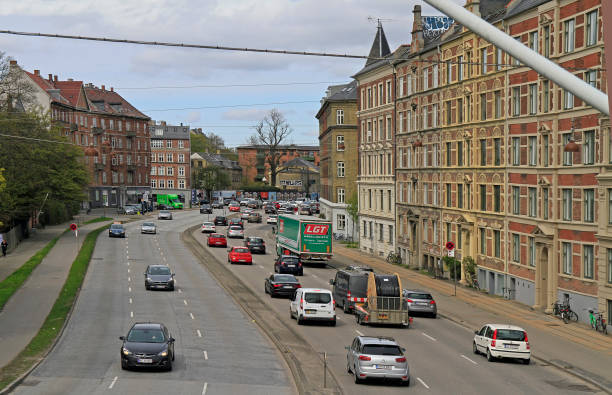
0, 221, 110, 370
334, 244, 612, 389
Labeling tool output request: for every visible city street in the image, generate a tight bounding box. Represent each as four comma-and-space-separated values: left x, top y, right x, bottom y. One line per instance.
10, 210, 294, 395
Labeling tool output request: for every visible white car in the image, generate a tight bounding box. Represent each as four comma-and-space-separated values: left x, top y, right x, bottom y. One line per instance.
201, 222, 216, 233
227, 225, 244, 239
290, 288, 336, 326
241, 209, 253, 220
473, 324, 531, 364
240, 199, 250, 206
267, 215, 278, 224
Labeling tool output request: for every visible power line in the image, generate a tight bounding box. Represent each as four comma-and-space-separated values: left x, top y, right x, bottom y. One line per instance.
0, 132, 75, 145
117, 81, 347, 90
143, 100, 320, 112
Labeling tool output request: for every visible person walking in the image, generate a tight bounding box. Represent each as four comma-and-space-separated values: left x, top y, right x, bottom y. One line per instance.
1, 238, 8, 257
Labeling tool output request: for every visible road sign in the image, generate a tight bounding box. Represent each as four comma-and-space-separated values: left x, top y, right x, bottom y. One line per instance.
447, 249, 455, 257
445, 241, 455, 250
70, 223, 77, 231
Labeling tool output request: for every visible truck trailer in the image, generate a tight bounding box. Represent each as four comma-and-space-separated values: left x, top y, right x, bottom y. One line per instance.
276, 214, 332, 265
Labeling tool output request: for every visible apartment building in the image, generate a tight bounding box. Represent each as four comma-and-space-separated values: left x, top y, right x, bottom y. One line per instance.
354, 23, 397, 258
149, 121, 191, 203
316, 80, 358, 238
237, 145, 320, 184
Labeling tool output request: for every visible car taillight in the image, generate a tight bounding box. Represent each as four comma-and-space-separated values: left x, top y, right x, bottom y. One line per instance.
491, 329, 497, 347
298, 262, 302, 267
524, 331, 530, 350
300, 299, 303, 309
430, 300, 436, 305
347, 291, 351, 299
296, 284, 301, 288
406, 299, 413, 303
358, 355, 371, 361
333, 299, 336, 308
395, 357, 406, 362
273, 284, 281, 288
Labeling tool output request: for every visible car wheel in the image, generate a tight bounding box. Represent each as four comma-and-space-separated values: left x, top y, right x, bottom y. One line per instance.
330, 319, 336, 327
486, 348, 495, 362
353, 367, 362, 384
431, 313, 437, 319
289, 308, 294, 319
343, 300, 351, 314
145, 285, 150, 290
401, 378, 410, 387
298, 270, 303, 276
522, 358, 530, 365
347, 360, 352, 374
473, 342, 479, 355
169, 286, 174, 291
166, 359, 173, 371
121, 359, 128, 370
297, 315, 304, 325
264, 285, 269, 294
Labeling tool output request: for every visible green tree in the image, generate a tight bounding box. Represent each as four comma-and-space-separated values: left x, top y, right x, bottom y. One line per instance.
346, 191, 359, 241
192, 166, 231, 201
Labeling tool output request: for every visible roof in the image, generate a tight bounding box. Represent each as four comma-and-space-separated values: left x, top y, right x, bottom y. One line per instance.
505, 0, 549, 19
25, 71, 76, 107
325, 80, 358, 102
280, 157, 320, 172
299, 288, 333, 293
486, 324, 527, 331
193, 152, 241, 170
358, 336, 399, 346
149, 123, 190, 139
132, 322, 163, 329
84, 85, 149, 119
365, 23, 392, 66
237, 144, 319, 151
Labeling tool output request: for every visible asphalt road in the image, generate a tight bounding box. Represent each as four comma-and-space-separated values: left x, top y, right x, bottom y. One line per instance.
194, 209, 604, 395
11, 210, 295, 395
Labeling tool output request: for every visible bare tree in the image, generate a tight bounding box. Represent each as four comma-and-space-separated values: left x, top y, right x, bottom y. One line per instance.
248, 109, 292, 186
0, 52, 35, 112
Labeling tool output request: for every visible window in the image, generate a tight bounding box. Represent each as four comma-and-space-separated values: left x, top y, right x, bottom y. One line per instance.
386, 80, 391, 103
423, 183, 429, 205
379, 223, 384, 242
433, 184, 439, 206
481, 47, 487, 74
178, 140, 184, 149
458, 56, 464, 81
586, 10, 598, 47
337, 109, 344, 125
543, 135, 549, 166
563, 133, 573, 165
337, 161, 345, 177
543, 80, 550, 113
512, 87, 520, 116
494, 138, 501, 166
584, 189, 594, 222
513, 234, 520, 263
166, 140, 172, 148
529, 31, 538, 53
433, 64, 438, 87
337, 135, 345, 151
494, 91, 501, 118
446, 61, 452, 83
423, 106, 428, 129
563, 242, 572, 274
480, 184, 486, 211
494, 185, 501, 212
337, 214, 346, 230
386, 117, 391, 140
480, 228, 487, 255
151, 179, 156, 188
584, 245, 594, 279
480, 93, 487, 120
494, 230, 501, 258
178, 166, 185, 177
529, 84, 537, 114
564, 19, 575, 52
457, 141, 463, 166
512, 137, 520, 165
542, 187, 549, 220
446, 142, 452, 166
158, 166, 165, 176
562, 189, 573, 221
512, 186, 520, 215
158, 179, 165, 188
529, 237, 536, 266
528, 136, 537, 166
564, 90, 574, 109
432, 221, 438, 243
458, 98, 463, 123
167, 180, 174, 189
480, 139, 487, 166
544, 26, 551, 57
528, 188, 537, 217
398, 77, 404, 97
178, 154, 185, 163
432, 104, 438, 127
446, 183, 452, 207
166, 153, 173, 162
423, 68, 429, 90
457, 183, 463, 209
585, 70, 597, 88
583, 131, 595, 165
466, 184, 471, 209
178, 179, 185, 189
496, 47, 502, 71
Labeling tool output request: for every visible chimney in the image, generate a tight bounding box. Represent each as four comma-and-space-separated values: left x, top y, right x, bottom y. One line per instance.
54, 75, 58, 82
101, 85, 105, 91
48, 74, 53, 81
180, 122, 183, 126
68, 78, 73, 81
161, 121, 166, 126
110, 87, 114, 92
466, 0, 481, 17
411, 5, 424, 53
9, 60, 17, 66
34, 70, 40, 76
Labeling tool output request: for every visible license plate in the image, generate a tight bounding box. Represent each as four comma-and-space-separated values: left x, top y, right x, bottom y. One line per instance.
137, 358, 153, 363
239, 259, 246, 262
378, 313, 389, 319
375, 365, 392, 369
305, 309, 317, 314
504, 344, 518, 349
287, 265, 296, 268
283, 285, 293, 289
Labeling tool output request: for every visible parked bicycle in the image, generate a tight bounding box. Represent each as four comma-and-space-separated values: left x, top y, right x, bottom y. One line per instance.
552, 300, 578, 324
333, 233, 345, 241
386, 251, 402, 265
589, 310, 608, 335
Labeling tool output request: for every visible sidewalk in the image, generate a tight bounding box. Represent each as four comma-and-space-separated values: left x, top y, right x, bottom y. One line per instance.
334, 244, 612, 390
0, 221, 110, 369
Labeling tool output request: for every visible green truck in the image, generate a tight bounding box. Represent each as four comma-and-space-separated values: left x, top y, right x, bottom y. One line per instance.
156, 194, 183, 209
276, 214, 332, 264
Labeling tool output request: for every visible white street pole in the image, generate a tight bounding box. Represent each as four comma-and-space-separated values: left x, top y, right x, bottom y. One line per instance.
423, 0, 609, 116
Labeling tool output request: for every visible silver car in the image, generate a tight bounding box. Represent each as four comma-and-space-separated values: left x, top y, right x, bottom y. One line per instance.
241, 210, 253, 220
403, 289, 437, 318
158, 210, 173, 220
227, 225, 244, 239
140, 222, 157, 234
346, 336, 410, 386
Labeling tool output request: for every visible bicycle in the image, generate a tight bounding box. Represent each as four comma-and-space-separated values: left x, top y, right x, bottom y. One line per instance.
333, 233, 346, 241
386, 251, 402, 265
589, 310, 608, 335
560, 304, 579, 324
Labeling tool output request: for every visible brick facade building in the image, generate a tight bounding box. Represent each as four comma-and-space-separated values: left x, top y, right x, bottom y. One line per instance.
149, 121, 191, 203
237, 145, 320, 184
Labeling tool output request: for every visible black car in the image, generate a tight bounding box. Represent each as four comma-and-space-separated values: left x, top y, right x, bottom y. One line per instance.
264, 205, 277, 214
265, 274, 301, 297
274, 255, 303, 276
223, 198, 232, 206
144, 264, 175, 291
229, 218, 244, 229
214, 216, 228, 226
120, 322, 175, 371
109, 223, 126, 238
157, 204, 172, 210
244, 236, 266, 254
200, 204, 213, 214
199, 199, 210, 205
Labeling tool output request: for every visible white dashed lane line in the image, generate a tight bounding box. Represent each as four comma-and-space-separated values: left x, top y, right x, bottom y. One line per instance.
183, 299, 188, 306
108, 376, 118, 389
178, 289, 182, 294
417, 377, 430, 389
130, 311, 134, 318
129, 298, 133, 304
258, 265, 265, 269
201, 382, 208, 395
461, 355, 478, 365
355, 330, 364, 336
197, 329, 202, 338
127, 268, 130, 273
203, 350, 208, 360
422, 333, 437, 342
127, 277, 131, 282
190, 313, 195, 320
311, 274, 319, 279
128, 287, 132, 292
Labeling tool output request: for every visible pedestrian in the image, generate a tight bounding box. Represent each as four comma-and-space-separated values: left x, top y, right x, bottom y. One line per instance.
1, 238, 8, 257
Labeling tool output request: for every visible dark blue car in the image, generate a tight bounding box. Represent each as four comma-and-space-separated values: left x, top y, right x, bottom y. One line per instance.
109, 223, 126, 238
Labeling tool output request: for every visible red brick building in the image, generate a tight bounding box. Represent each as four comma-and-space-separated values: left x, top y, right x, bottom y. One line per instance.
149, 121, 191, 203
237, 145, 320, 184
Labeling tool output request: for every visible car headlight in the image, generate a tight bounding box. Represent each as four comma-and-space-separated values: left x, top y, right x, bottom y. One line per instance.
158, 350, 168, 357
122, 347, 132, 356
146, 277, 152, 282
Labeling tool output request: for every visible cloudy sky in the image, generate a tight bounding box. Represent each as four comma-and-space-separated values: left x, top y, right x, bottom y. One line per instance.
0, 0, 462, 147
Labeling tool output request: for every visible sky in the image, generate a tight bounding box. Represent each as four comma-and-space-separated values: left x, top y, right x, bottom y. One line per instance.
0, 0, 464, 148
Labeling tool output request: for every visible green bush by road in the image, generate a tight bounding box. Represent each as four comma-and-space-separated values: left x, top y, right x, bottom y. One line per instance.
0, 224, 108, 391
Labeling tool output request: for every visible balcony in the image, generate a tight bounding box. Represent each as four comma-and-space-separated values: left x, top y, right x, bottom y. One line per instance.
126, 130, 136, 138
92, 127, 103, 135
127, 164, 137, 172
94, 163, 105, 171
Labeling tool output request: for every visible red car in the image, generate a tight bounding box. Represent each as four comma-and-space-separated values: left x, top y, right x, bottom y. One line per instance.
227, 246, 253, 264
207, 233, 227, 247
228, 203, 241, 212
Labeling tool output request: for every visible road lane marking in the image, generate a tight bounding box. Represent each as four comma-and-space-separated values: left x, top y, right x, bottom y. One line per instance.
128, 287, 132, 292
417, 377, 430, 389
126, 261, 130, 266
355, 330, 364, 336
203, 350, 208, 360
178, 289, 182, 293
184, 299, 188, 306
461, 355, 478, 365
258, 265, 265, 269
108, 376, 118, 389
126, 255, 129, 260
127, 268, 130, 273
197, 329, 202, 338
311, 274, 319, 279
128, 277, 131, 282
202, 382, 208, 395
129, 298, 133, 304
190, 313, 195, 320
130, 311, 134, 318
422, 333, 437, 342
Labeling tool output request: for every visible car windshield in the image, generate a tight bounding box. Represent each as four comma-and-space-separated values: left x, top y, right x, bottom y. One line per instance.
212, 234, 225, 238
160, 210, 170, 214
304, 292, 331, 304
142, 222, 154, 227
282, 257, 299, 263
362, 345, 403, 356
234, 248, 249, 253
274, 275, 296, 282
406, 292, 433, 300
229, 226, 242, 231
203, 222, 214, 226
149, 266, 171, 275
496, 329, 526, 341
249, 238, 264, 244
349, 276, 369, 297
127, 328, 166, 343
110, 224, 123, 230
216, 217, 226, 220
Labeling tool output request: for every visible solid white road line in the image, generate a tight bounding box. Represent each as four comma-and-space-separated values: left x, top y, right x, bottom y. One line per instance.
184, 299, 188, 306
355, 330, 364, 336
422, 332, 437, 342
130, 311, 134, 318
190, 312, 195, 320
417, 377, 430, 389
129, 298, 133, 304
203, 350, 208, 360
197, 329, 202, 338
108, 376, 118, 389
461, 355, 478, 365
201, 382, 208, 395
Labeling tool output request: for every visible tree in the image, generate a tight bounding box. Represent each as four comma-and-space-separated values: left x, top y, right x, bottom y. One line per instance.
248, 109, 292, 186
0, 52, 35, 112
346, 191, 359, 241
192, 166, 230, 201
190, 130, 228, 154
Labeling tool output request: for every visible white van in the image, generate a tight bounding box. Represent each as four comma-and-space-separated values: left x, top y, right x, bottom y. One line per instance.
290, 288, 336, 326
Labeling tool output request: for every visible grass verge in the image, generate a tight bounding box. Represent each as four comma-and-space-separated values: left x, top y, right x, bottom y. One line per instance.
0, 231, 66, 311
83, 217, 112, 225
0, 224, 108, 392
